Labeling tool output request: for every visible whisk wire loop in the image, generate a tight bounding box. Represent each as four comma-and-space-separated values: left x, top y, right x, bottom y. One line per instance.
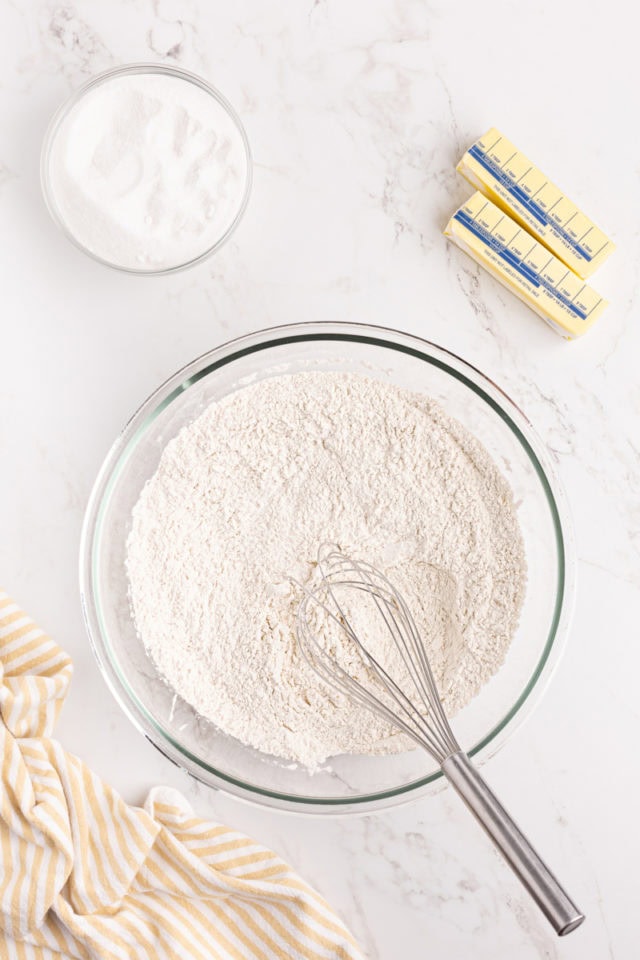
297, 546, 459, 762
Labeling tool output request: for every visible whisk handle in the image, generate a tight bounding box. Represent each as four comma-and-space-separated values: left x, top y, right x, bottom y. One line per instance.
442, 751, 584, 936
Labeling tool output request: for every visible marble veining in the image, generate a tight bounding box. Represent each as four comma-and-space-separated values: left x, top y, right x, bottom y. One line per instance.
1, 1, 637, 957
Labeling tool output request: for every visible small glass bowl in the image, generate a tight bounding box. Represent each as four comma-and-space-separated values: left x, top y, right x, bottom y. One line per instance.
80, 322, 575, 814
41, 63, 252, 275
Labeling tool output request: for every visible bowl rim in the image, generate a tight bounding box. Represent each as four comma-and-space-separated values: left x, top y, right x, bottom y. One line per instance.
79, 321, 575, 814
40, 61, 252, 276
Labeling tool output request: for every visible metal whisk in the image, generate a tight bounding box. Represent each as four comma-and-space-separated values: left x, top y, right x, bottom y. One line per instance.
296, 545, 584, 937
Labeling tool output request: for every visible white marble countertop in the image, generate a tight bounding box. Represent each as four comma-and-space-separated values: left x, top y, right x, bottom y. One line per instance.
2, 1, 637, 957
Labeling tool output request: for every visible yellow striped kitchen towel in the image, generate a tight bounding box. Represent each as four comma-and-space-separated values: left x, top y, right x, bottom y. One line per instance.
0, 592, 364, 960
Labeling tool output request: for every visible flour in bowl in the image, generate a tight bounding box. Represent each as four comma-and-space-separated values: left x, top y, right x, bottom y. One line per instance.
126, 372, 526, 767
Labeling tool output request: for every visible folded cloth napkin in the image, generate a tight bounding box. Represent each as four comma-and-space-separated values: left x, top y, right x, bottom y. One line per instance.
0, 592, 364, 960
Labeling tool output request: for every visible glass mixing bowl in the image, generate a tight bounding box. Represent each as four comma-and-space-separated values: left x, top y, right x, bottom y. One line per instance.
80, 323, 574, 813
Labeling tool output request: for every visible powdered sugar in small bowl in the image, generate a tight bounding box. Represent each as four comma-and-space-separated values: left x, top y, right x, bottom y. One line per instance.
41, 63, 252, 274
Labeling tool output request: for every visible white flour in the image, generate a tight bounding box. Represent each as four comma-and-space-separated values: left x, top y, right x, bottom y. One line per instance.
47, 72, 248, 271
126, 372, 526, 767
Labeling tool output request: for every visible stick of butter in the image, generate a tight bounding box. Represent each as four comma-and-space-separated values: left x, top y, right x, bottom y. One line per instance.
457, 128, 614, 279
444, 192, 608, 339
